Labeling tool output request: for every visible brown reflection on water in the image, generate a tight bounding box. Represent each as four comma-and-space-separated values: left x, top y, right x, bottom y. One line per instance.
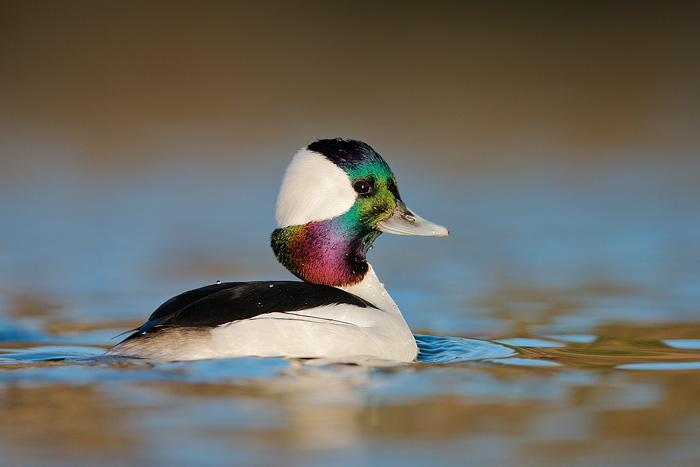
527, 341, 700, 369
120, 363, 700, 464
6, 292, 64, 319
0, 383, 137, 462
0, 356, 699, 463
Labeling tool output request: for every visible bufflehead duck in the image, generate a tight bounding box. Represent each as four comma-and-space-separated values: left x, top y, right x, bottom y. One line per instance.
107, 138, 448, 362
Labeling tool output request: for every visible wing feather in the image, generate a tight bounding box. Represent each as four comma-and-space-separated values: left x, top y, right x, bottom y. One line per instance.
125, 281, 376, 338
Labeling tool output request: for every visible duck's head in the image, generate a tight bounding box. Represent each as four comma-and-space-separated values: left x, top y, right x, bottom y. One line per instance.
271, 138, 448, 287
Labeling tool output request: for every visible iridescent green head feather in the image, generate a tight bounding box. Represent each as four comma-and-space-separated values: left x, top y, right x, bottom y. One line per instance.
310, 139, 400, 236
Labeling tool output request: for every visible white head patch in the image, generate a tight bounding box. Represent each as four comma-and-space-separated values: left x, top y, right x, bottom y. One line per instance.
275, 148, 357, 227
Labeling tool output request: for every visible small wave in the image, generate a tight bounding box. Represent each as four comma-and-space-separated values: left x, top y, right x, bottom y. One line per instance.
415, 334, 518, 363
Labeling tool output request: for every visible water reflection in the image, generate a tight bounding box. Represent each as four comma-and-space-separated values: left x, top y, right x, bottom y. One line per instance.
4, 323, 700, 371
0, 383, 137, 464
2, 345, 700, 465
1, 157, 699, 464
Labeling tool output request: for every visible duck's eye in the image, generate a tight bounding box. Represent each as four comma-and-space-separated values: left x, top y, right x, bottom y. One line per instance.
353, 180, 372, 196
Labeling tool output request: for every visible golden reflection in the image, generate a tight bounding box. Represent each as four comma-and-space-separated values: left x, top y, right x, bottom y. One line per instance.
7, 292, 64, 319
518, 323, 700, 369
0, 383, 137, 462
124, 360, 700, 444
0, 356, 699, 463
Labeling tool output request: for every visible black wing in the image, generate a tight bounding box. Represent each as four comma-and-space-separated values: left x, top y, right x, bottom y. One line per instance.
133, 281, 376, 334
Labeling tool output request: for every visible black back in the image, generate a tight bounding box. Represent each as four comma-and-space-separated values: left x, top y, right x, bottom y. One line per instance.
127, 281, 377, 337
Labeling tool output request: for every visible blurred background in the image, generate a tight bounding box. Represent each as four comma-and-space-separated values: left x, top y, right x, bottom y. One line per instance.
2, 0, 700, 326
2, 0, 699, 324
2, 1, 699, 171
2, 2, 700, 466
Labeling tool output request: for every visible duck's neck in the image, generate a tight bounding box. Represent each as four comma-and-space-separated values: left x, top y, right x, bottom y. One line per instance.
339, 264, 401, 313
271, 218, 380, 287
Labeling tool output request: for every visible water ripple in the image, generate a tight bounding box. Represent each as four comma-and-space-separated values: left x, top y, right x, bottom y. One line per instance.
415, 334, 518, 363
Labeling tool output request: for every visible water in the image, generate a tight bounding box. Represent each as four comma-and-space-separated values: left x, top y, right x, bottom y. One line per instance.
2, 152, 700, 466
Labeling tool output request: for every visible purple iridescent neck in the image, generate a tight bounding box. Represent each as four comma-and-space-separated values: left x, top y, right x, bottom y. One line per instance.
271, 219, 380, 287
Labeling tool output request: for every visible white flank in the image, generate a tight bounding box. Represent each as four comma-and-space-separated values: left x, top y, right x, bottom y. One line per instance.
208, 266, 418, 362
275, 148, 357, 227
108, 265, 419, 363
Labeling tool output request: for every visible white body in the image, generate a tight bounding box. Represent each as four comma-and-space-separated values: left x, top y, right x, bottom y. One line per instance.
210, 266, 417, 362
110, 266, 418, 363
